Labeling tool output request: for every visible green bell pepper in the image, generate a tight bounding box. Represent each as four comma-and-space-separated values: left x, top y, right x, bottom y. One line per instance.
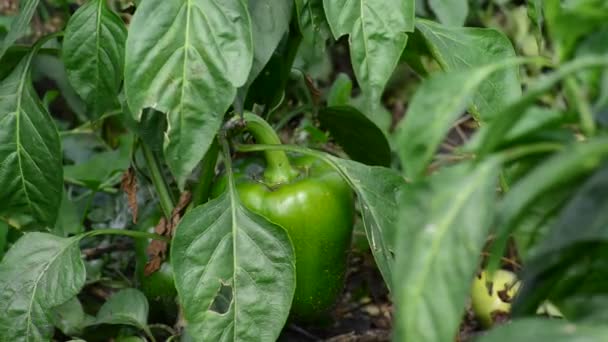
212, 113, 355, 321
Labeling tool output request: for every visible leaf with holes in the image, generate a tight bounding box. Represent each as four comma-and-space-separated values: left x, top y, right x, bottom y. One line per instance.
62, 0, 127, 118
0, 233, 86, 342
0, 53, 63, 225
323, 0, 414, 112
125, 0, 253, 188
171, 178, 295, 341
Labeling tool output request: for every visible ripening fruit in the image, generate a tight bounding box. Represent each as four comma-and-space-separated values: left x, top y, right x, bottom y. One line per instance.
471, 269, 520, 328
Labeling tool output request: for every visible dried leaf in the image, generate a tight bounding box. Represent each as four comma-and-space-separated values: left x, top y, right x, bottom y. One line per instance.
144, 192, 191, 274
121, 167, 138, 223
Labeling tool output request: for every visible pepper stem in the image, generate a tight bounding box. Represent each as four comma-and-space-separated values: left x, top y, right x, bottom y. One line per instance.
242, 112, 298, 185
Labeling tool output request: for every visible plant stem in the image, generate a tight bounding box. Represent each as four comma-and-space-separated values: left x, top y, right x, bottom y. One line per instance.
141, 142, 175, 217
83, 229, 170, 242
497, 142, 564, 163
242, 112, 299, 185
79, 190, 96, 227
564, 76, 596, 137
189, 139, 219, 209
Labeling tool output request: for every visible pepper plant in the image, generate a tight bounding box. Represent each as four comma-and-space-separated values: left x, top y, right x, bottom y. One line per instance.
0, 0, 608, 341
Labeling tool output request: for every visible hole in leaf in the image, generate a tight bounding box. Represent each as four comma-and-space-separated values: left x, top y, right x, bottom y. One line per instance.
209, 282, 233, 314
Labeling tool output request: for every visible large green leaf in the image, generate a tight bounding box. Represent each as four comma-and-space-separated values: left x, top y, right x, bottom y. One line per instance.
0, 52, 63, 225
428, 0, 468, 27
171, 154, 295, 341
476, 319, 608, 342
0, 0, 39, 59
124, 0, 254, 188
0, 233, 86, 342
323, 0, 414, 113
416, 19, 521, 121
393, 159, 500, 342
62, 0, 127, 119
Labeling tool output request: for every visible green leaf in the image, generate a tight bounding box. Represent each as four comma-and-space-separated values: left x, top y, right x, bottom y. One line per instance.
511, 185, 572, 261
62, 0, 127, 119
527, 0, 543, 34
323, 0, 414, 112
477, 55, 608, 158
416, 19, 521, 121
318, 106, 391, 166
94, 288, 150, 335
393, 159, 500, 342
0, 221, 7, 260
0, 233, 86, 342
50, 297, 90, 336
63, 134, 133, 190
467, 106, 566, 151
0, 47, 27, 80
487, 137, 608, 276
394, 65, 499, 181
513, 164, 608, 320
244, 19, 302, 111
246, 0, 292, 83
428, 0, 468, 27
295, 0, 331, 51
327, 73, 352, 107
544, 0, 608, 60
171, 157, 295, 341
0, 0, 39, 59
53, 190, 84, 237
124, 0, 254, 188
476, 319, 608, 342
0, 52, 63, 226
120, 107, 166, 153
322, 155, 406, 291
32, 54, 87, 121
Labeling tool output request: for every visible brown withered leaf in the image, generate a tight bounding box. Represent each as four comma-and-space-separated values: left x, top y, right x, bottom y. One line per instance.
144, 192, 192, 275
121, 167, 138, 224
